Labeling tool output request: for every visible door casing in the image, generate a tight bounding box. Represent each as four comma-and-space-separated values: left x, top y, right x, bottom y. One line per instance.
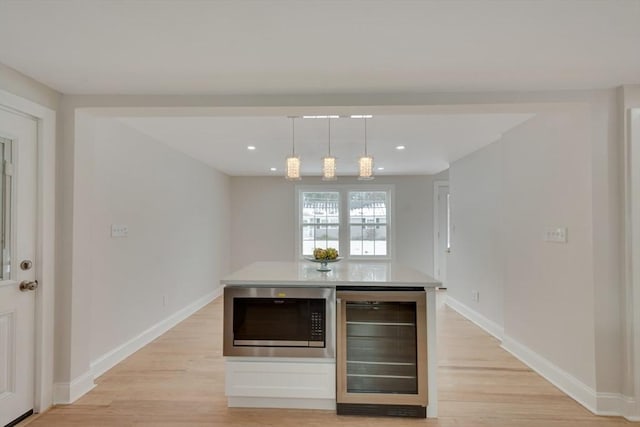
0, 89, 56, 414
433, 180, 449, 285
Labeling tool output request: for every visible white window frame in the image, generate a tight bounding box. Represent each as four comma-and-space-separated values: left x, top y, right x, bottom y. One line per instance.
295, 184, 395, 261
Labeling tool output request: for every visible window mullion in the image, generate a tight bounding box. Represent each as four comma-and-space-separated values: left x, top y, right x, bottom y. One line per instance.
340, 190, 348, 259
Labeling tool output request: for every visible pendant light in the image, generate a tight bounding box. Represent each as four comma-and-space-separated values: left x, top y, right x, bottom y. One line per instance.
358, 118, 374, 180
285, 117, 301, 181
322, 118, 337, 181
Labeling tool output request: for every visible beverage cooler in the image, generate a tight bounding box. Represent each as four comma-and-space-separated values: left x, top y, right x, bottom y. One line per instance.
336, 288, 428, 418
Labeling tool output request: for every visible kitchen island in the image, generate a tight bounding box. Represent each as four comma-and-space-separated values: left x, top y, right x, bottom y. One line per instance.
221, 261, 440, 418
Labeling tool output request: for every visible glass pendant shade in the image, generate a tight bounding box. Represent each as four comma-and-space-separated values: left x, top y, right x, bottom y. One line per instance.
285, 117, 301, 181
358, 118, 374, 180
286, 155, 301, 181
358, 155, 374, 180
321, 118, 337, 181
322, 156, 337, 181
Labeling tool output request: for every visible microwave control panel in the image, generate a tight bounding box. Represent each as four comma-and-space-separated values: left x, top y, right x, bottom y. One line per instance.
310, 311, 324, 342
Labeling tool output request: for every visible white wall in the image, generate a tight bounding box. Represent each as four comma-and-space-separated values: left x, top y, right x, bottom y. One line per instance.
89, 118, 230, 363
433, 169, 449, 181
590, 91, 624, 399
501, 110, 595, 388
0, 62, 60, 110
230, 175, 436, 275
448, 141, 505, 329
230, 177, 296, 270
447, 103, 625, 407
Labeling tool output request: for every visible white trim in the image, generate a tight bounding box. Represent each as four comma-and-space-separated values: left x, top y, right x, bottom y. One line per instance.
630, 105, 640, 421
595, 392, 623, 416
0, 89, 55, 414
501, 335, 599, 414
433, 180, 449, 285
90, 287, 222, 380
445, 295, 504, 340
426, 288, 438, 418
227, 396, 336, 410
623, 86, 640, 422
596, 392, 639, 420
52, 370, 95, 405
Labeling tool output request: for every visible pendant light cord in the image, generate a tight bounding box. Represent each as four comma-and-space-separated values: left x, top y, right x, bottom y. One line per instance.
364, 118, 368, 156
291, 117, 296, 156
328, 118, 332, 156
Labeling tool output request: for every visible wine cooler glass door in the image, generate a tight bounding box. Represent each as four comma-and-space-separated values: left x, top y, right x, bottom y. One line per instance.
336, 291, 427, 408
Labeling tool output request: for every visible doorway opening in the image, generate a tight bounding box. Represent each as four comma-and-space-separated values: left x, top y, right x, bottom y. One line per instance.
433, 180, 450, 289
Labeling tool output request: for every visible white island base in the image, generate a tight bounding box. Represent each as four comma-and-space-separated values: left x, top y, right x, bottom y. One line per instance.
225, 358, 337, 410
222, 261, 439, 418
224, 289, 438, 418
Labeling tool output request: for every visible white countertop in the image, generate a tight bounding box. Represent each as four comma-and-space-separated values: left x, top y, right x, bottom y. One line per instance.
221, 261, 440, 287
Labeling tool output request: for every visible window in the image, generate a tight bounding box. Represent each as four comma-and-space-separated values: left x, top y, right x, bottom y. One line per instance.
301, 192, 340, 255
298, 186, 392, 258
0, 137, 12, 280
349, 191, 388, 256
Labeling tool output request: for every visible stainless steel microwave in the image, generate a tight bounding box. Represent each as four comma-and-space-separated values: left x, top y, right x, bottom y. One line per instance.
223, 286, 336, 358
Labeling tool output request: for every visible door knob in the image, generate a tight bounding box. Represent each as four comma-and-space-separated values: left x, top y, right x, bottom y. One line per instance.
19, 280, 39, 292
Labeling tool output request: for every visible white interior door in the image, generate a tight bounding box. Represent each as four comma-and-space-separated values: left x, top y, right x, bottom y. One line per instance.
0, 107, 37, 427
435, 184, 450, 287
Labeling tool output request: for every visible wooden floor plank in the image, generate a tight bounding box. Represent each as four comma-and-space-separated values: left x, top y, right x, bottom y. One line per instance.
21, 292, 632, 426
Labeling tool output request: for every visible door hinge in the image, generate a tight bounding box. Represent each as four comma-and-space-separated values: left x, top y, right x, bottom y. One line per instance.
3, 160, 13, 176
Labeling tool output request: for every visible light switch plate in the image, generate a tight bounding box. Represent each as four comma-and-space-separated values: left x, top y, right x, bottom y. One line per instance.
111, 224, 128, 238
544, 227, 567, 243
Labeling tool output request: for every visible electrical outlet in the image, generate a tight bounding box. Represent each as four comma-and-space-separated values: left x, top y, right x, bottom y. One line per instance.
472, 290, 480, 302
544, 226, 568, 243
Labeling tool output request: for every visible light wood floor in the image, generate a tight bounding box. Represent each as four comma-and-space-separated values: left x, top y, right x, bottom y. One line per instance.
21, 292, 631, 426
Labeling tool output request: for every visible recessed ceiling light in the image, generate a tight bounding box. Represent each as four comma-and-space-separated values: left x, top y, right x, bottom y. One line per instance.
269, 167, 277, 172
302, 115, 340, 119
377, 167, 385, 171
395, 145, 406, 150
247, 145, 256, 150
302, 114, 373, 119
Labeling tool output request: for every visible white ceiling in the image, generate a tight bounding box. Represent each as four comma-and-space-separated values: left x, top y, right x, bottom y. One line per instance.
0, 0, 639, 95
0, 1, 635, 176
118, 114, 533, 176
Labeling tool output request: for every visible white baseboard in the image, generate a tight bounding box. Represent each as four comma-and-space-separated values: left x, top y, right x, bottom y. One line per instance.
447, 295, 639, 421
90, 287, 223, 380
501, 335, 599, 414
52, 370, 95, 404
503, 339, 640, 422
596, 392, 639, 421
445, 295, 504, 340
596, 392, 624, 416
